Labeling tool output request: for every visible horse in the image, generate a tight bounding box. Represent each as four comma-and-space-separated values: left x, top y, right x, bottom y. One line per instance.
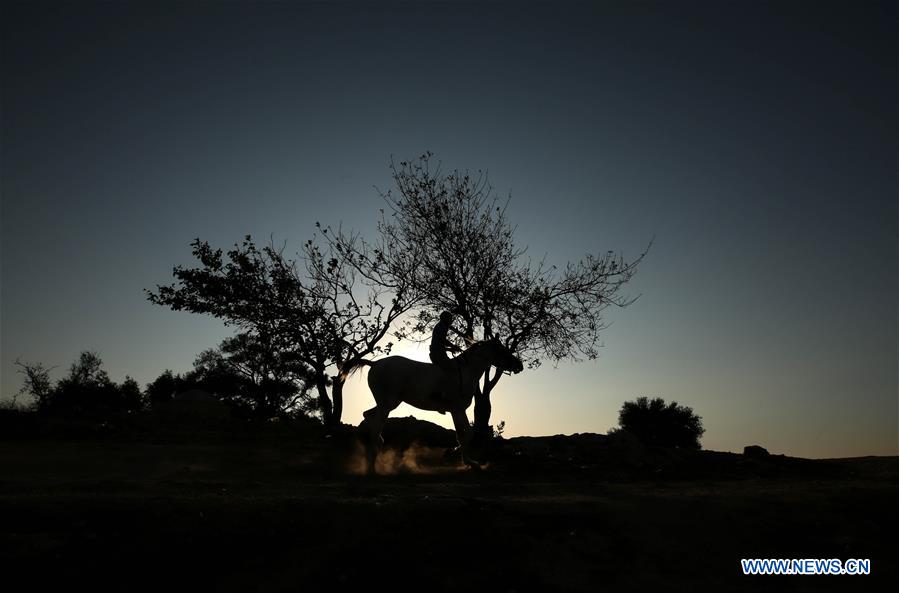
342, 337, 524, 470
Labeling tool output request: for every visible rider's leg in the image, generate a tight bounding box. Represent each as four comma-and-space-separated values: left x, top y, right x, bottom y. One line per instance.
428, 351, 453, 413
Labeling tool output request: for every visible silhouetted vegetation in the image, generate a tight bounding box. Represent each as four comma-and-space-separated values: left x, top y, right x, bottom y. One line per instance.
182, 333, 316, 419
146, 234, 417, 427
616, 396, 705, 449
15, 352, 143, 417
10, 339, 322, 428
144, 369, 182, 407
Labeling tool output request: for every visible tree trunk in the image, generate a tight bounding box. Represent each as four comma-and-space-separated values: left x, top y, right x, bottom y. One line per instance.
473, 368, 499, 435
331, 375, 344, 428
315, 376, 333, 427
473, 388, 491, 434
470, 369, 504, 460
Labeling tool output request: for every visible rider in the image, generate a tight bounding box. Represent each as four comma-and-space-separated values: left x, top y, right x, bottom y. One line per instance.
429, 311, 461, 370
429, 311, 461, 412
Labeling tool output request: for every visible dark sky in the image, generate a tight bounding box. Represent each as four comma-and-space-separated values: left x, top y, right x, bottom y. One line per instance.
2, 0, 896, 457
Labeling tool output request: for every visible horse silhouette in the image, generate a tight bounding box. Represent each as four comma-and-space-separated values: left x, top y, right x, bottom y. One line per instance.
343, 337, 523, 469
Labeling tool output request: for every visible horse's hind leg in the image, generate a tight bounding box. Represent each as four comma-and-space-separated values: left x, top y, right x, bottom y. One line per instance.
363, 405, 389, 473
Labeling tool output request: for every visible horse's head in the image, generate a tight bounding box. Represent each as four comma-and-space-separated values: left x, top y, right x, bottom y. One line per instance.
484, 336, 524, 374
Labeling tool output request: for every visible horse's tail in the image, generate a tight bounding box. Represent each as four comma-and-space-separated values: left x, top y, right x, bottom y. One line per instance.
338, 358, 374, 382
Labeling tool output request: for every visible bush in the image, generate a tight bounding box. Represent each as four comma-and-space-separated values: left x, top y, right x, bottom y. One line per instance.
0, 397, 38, 439
16, 351, 144, 417
617, 396, 704, 449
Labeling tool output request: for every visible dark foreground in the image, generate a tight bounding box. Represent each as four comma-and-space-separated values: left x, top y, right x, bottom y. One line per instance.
1, 416, 896, 592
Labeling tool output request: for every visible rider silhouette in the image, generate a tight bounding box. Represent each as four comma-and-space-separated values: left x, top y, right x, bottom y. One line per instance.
430, 311, 461, 370
429, 311, 461, 413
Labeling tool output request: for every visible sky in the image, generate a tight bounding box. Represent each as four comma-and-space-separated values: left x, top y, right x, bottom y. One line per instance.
2, 0, 896, 458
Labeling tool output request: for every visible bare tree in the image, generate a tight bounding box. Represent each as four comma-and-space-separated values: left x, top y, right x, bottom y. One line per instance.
14, 357, 54, 409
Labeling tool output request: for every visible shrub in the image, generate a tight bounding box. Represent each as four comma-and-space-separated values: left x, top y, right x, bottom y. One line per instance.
617, 396, 704, 449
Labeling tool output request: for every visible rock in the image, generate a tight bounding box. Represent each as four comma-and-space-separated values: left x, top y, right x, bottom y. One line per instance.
743, 445, 770, 458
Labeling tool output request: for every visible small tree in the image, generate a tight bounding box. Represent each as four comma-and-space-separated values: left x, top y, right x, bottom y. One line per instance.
14, 357, 54, 410
617, 396, 704, 449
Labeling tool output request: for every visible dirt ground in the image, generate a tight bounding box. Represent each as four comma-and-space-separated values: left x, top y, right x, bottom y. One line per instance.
1, 416, 896, 592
